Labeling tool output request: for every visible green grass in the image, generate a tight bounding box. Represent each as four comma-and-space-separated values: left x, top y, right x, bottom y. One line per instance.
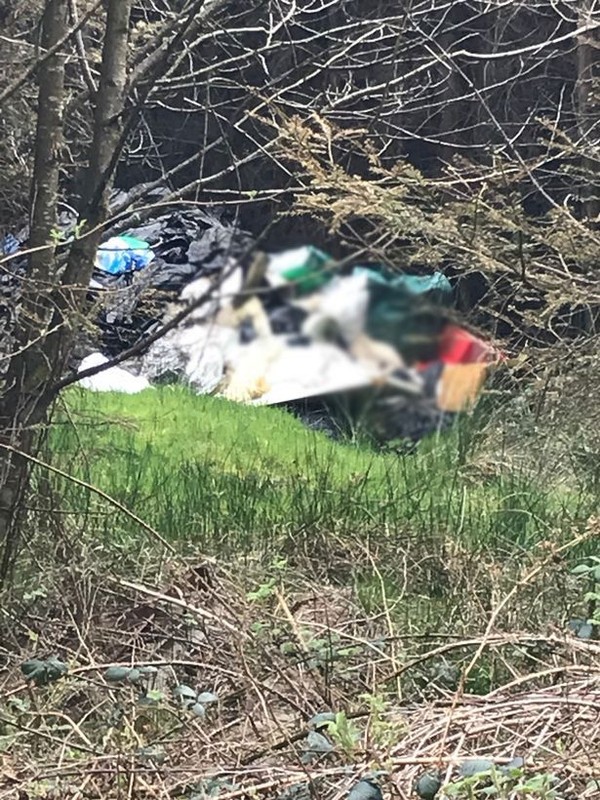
44, 386, 590, 563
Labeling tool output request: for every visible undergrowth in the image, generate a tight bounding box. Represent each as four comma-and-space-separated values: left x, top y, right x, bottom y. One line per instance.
2, 384, 599, 799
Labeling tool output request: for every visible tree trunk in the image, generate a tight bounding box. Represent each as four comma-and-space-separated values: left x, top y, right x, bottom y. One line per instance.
0, 0, 226, 587
59, 0, 133, 297
576, 1, 600, 221
0, 0, 134, 587
0, 0, 68, 585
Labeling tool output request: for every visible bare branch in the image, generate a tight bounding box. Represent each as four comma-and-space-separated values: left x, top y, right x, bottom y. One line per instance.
0, 0, 103, 107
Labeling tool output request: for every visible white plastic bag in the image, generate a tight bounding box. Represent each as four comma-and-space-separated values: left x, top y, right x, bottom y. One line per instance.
77, 353, 151, 394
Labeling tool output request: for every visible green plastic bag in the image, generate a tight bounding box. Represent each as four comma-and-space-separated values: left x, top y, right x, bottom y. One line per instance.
267, 246, 336, 295
356, 267, 452, 363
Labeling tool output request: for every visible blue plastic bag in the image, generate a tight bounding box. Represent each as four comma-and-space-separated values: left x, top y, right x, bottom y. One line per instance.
95, 235, 154, 275
1, 234, 20, 256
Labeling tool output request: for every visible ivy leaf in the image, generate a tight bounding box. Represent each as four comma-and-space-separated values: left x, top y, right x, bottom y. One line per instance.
571, 563, 592, 575
21, 659, 46, 679
21, 657, 68, 687
347, 778, 383, 800
458, 759, 495, 778
518, 774, 552, 791
415, 771, 442, 799
308, 711, 336, 730
45, 657, 68, 676
301, 731, 333, 763
105, 666, 134, 683
127, 668, 142, 684
568, 618, 586, 634
577, 623, 594, 640
174, 683, 197, 702
196, 691, 218, 705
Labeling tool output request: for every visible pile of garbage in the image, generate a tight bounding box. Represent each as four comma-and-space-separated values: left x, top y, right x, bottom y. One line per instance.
1, 204, 501, 445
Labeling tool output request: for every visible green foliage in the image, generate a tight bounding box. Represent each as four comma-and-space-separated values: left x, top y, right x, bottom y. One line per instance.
173, 683, 218, 719
442, 764, 559, 800
246, 577, 278, 602
101, 666, 219, 725
324, 711, 360, 757
571, 556, 600, 581
274, 113, 600, 348
571, 555, 600, 634
173, 683, 197, 702
104, 666, 143, 684
247, 557, 288, 602
359, 692, 406, 749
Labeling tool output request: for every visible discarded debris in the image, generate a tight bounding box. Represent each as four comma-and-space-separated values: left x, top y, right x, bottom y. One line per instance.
95, 235, 155, 275
1, 198, 501, 444
77, 353, 151, 394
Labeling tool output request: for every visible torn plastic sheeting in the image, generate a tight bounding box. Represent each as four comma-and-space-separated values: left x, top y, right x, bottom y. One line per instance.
142, 323, 239, 395
120, 208, 254, 286
90, 208, 253, 356
77, 353, 151, 394
356, 267, 453, 363
92, 263, 169, 357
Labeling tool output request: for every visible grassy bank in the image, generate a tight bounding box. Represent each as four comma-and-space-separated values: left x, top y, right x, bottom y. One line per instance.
46, 387, 591, 565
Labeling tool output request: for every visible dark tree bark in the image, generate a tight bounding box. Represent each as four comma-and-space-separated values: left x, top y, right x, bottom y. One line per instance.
576, 0, 600, 220
61, 0, 134, 290
0, 0, 232, 588
0, 0, 69, 585
0, 0, 134, 586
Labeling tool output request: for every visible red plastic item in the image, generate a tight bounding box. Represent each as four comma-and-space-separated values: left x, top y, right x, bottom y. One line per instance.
436, 324, 501, 365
